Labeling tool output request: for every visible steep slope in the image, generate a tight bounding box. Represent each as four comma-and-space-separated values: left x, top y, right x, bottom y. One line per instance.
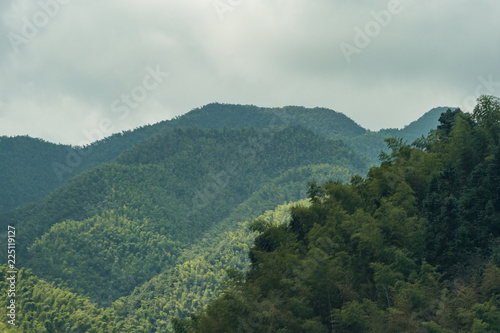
0, 265, 135, 332
382, 106, 452, 142
0, 102, 476, 332
0, 199, 306, 333
0, 164, 352, 333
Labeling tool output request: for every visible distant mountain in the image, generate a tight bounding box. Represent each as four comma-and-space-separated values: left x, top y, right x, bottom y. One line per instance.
0, 136, 66, 213
381, 106, 453, 142
345, 107, 455, 165
0, 104, 450, 213
0, 104, 365, 213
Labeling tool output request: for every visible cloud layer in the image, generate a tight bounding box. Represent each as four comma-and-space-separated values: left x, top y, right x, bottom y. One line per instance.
1, 0, 499, 144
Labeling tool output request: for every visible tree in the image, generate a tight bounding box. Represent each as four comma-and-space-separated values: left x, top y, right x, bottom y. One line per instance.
473, 95, 500, 128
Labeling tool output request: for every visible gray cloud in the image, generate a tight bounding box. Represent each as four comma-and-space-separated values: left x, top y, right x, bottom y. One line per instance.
1, 0, 499, 144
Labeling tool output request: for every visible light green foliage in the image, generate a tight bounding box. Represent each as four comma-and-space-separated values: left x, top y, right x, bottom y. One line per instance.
0, 266, 131, 332
27, 212, 177, 303
114, 200, 311, 332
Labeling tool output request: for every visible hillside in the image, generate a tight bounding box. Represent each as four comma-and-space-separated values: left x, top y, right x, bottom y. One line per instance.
0, 136, 89, 213
0, 163, 349, 332
175, 97, 500, 332
1, 126, 364, 306
0, 104, 364, 213
0, 199, 309, 332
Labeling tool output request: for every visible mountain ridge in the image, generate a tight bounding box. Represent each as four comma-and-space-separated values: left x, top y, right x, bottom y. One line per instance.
0, 103, 454, 214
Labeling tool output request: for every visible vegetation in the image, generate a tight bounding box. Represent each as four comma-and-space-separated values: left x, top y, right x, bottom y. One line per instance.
175, 96, 500, 332
1, 126, 363, 309
345, 107, 452, 165
0, 98, 481, 332
0, 266, 128, 332
0, 136, 87, 213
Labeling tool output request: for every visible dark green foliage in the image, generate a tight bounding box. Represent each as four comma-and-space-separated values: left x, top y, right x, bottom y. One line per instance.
438, 108, 462, 135
0, 136, 91, 213
179, 96, 500, 333
0, 100, 480, 332
422, 99, 500, 278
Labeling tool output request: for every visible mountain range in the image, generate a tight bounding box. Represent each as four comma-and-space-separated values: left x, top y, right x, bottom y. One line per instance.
0, 102, 466, 332
0, 103, 449, 213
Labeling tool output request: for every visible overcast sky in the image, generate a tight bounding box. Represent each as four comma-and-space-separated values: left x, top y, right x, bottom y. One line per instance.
1, 0, 499, 145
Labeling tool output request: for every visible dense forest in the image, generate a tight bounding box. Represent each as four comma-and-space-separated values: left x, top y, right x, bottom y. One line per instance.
1, 121, 361, 331
0, 97, 490, 332
0, 201, 303, 332
174, 96, 500, 332
1, 126, 364, 303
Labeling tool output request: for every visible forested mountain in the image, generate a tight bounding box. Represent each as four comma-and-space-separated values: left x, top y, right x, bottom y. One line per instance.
0, 104, 361, 213
1, 124, 365, 331
0, 200, 307, 332
175, 96, 500, 332
0, 136, 89, 213
0, 104, 444, 213
0, 99, 473, 332
382, 106, 448, 142
345, 107, 453, 165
